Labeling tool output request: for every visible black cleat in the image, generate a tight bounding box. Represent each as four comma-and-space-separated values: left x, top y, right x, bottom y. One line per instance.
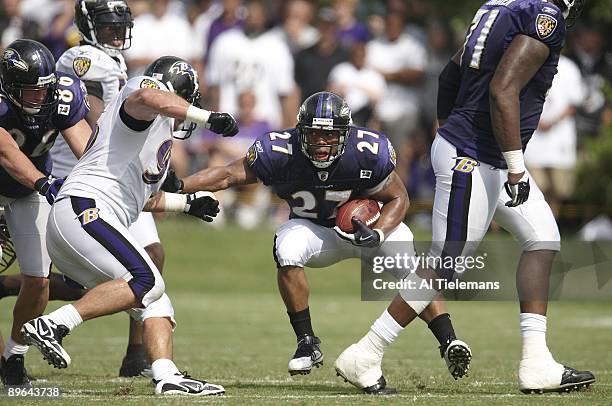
288, 335, 323, 375
1, 355, 31, 387
119, 345, 151, 377
520, 365, 595, 394
362, 375, 398, 395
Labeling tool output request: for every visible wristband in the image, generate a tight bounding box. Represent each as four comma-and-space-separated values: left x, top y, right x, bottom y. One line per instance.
185, 105, 211, 126
163, 192, 187, 212
502, 150, 525, 174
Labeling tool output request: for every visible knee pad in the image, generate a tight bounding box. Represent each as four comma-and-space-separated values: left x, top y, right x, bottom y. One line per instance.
139, 277, 165, 307
127, 293, 176, 330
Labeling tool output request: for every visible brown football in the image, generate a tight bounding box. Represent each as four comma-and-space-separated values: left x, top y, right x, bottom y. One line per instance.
336, 199, 380, 233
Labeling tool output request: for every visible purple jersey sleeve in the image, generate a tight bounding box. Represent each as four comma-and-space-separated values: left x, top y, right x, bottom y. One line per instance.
518, 0, 566, 51
345, 126, 397, 193
246, 129, 297, 186
52, 72, 90, 131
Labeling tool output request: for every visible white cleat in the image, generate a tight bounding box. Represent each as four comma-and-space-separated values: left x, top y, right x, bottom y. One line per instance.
334, 343, 397, 395
153, 372, 225, 396
519, 358, 595, 394
21, 316, 71, 369
443, 339, 471, 379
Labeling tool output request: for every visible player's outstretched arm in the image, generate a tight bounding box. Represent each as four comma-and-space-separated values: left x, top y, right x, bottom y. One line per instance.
0, 128, 48, 189
489, 35, 549, 180
123, 88, 238, 137
61, 119, 93, 159
367, 171, 410, 238
180, 157, 258, 193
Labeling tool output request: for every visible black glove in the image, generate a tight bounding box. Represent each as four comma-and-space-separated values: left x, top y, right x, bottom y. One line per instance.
504, 174, 530, 207
34, 176, 65, 205
184, 191, 220, 222
207, 112, 238, 137
334, 218, 383, 248
161, 169, 183, 193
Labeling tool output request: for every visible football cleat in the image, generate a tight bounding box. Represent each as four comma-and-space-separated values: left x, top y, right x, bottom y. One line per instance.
334, 343, 397, 395
119, 345, 151, 378
519, 358, 595, 394
441, 339, 472, 379
153, 372, 225, 396
21, 316, 71, 369
0, 355, 31, 387
288, 335, 323, 375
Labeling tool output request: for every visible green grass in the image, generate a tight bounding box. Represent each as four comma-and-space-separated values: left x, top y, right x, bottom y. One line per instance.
1, 217, 610, 405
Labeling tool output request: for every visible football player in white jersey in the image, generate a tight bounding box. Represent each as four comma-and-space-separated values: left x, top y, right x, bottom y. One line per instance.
22, 56, 238, 396
53, 0, 158, 376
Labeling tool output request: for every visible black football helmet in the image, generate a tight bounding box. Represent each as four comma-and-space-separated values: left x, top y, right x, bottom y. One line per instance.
559, 0, 585, 27
144, 56, 201, 139
75, 0, 133, 56
297, 92, 352, 168
0, 39, 58, 119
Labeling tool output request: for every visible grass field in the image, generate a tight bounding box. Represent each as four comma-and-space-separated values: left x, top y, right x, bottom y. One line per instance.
0, 217, 610, 405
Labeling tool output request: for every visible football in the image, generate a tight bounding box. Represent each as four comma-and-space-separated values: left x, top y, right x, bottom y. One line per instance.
335, 199, 380, 233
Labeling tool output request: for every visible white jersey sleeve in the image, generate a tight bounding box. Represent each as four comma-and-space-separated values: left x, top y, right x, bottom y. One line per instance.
52, 45, 129, 177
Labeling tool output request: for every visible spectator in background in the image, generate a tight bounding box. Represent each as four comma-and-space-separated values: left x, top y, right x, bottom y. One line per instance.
366, 11, 426, 183
269, 0, 318, 56
328, 40, 385, 127
206, 0, 298, 129
421, 20, 453, 132
334, 0, 369, 48
124, 0, 201, 77
525, 55, 585, 218
190, 0, 222, 62
191, 90, 272, 229
0, 0, 42, 48
567, 25, 612, 136
294, 7, 349, 102
204, 0, 245, 58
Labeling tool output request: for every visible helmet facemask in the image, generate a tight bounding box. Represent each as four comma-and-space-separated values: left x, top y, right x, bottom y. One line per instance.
299, 119, 349, 169
4, 74, 58, 117
79, 0, 134, 56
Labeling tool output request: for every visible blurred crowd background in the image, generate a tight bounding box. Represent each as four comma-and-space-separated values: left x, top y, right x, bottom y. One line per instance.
0, 0, 611, 237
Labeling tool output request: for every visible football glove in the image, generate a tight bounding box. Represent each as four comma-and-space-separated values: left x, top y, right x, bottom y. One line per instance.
161, 169, 183, 193
184, 191, 220, 222
334, 218, 384, 248
34, 176, 65, 205
206, 112, 238, 137
504, 173, 530, 207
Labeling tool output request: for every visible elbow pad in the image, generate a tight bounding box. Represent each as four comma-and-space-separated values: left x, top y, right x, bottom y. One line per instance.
437, 60, 461, 120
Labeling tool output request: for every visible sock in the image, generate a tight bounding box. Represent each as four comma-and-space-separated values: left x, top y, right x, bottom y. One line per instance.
358, 309, 404, 356
520, 313, 553, 360
427, 313, 457, 347
151, 358, 180, 381
3, 337, 28, 359
288, 308, 314, 339
126, 344, 146, 357
48, 304, 83, 331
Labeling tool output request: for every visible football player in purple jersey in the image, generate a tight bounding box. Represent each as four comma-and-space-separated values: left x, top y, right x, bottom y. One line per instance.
167, 91, 472, 394
335, 0, 594, 395
0, 39, 92, 386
